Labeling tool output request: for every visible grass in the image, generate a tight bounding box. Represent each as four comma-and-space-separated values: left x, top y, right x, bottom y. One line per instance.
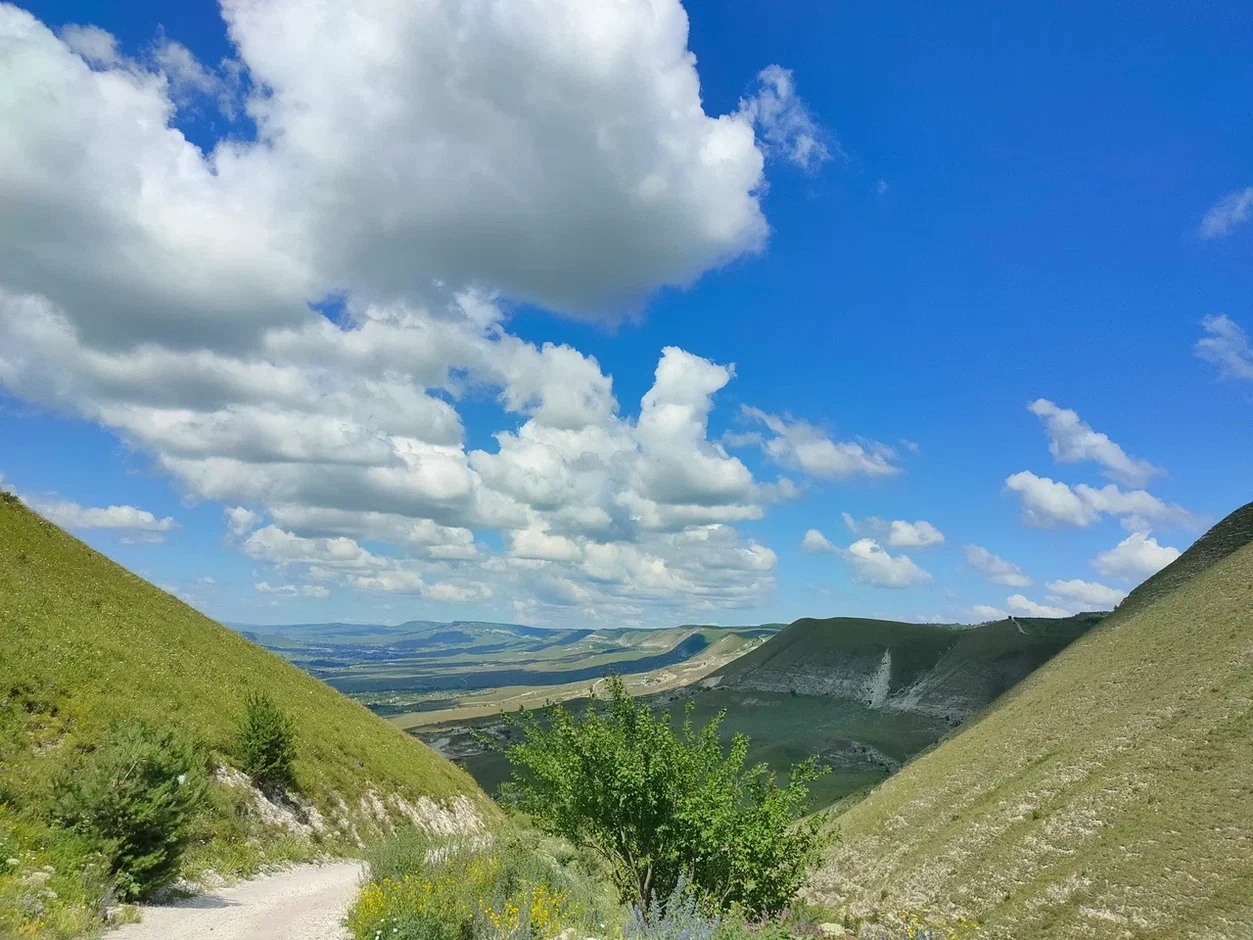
0, 495, 491, 937
809, 502, 1253, 939
347, 825, 622, 940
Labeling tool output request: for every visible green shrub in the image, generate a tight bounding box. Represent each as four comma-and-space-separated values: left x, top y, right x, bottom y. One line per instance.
51, 719, 208, 901
497, 676, 830, 915
627, 877, 720, 940
236, 691, 296, 792
350, 827, 619, 940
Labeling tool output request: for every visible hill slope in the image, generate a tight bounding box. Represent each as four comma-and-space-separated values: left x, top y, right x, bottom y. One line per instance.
809, 503, 1253, 939
0, 495, 489, 934
713, 612, 1104, 723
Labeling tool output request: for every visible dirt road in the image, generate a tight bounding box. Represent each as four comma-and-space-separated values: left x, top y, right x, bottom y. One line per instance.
110, 862, 364, 940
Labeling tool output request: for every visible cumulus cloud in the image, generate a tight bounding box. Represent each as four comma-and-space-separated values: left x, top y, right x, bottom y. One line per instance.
0, 2, 838, 622
1027, 399, 1160, 487
887, 520, 944, 548
840, 538, 932, 589
964, 545, 1032, 587
1004, 472, 1199, 531
840, 513, 943, 547
1199, 187, 1253, 239
28, 497, 176, 541
741, 408, 899, 480
225, 506, 262, 539
57, 23, 121, 67
801, 528, 837, 553
970, 604, 1007, 621
1006, 594, 1072, 619
1196, 314, 1253, 382
1092, 531, 1181, 581
1044, 578, 1126, 610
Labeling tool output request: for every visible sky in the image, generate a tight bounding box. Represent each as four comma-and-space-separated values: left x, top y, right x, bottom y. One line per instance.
1, 0, 1251, 629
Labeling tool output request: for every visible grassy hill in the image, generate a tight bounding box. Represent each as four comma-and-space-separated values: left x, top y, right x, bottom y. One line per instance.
0, 495, 491, 936
809, 502, 1253, 939
712, 613, 1103, 722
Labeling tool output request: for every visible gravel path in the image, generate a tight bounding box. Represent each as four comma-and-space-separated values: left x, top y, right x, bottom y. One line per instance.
110, 862, 365, 940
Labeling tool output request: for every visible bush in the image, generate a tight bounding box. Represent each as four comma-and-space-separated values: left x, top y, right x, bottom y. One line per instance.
236, 691, 297, 792
51, 719, 207, 900
627, 877, 720, 940
349, 827, 612, 940
497, 677, 830, 916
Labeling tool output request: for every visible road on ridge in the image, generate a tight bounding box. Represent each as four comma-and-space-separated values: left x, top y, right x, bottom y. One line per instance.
110, 861, 364, 940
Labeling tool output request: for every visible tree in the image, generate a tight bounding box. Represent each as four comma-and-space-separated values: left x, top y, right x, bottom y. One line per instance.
236, 691, 297, 792
498, 677, 829, 915
53, 719, 208, 900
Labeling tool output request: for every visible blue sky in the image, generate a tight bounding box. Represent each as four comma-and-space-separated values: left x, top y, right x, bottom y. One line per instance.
1, 0, 1250, 628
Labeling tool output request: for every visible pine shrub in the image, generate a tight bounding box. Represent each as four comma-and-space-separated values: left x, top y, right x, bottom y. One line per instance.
52, 719, 208, 900
236, 691, 297, 792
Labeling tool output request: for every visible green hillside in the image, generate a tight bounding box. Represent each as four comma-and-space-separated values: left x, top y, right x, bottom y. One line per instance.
0, 495, 490, 935
809, 502, 1253, 939
713, 612, 1103, 722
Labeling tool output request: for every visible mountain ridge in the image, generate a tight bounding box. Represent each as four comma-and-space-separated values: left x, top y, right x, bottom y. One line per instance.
808, 501, 1253, 938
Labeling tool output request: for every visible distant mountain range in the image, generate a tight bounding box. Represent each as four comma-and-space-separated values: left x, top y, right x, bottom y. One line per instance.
232, 619, 782, 710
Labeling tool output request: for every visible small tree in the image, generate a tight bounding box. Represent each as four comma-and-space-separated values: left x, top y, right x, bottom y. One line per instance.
498, 677, 829, 915
53, 719, 208, 900
236, 691, 297, 792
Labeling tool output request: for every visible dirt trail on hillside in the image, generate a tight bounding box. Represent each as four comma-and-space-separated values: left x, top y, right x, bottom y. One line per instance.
110, 862, 364, 940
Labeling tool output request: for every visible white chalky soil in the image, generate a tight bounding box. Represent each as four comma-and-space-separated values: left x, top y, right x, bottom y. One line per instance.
109, 862, 365, 940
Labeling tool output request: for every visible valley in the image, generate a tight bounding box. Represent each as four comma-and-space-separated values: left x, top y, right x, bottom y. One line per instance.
407, 611, 1105, 810
238, 619, 779, 725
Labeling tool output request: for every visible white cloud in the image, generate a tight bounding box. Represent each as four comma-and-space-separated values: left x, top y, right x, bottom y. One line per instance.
1005, 472, 1096, 527
964, 545, 1032, 587
970, 604, 1007, 621
887, 519, 944, 548
735, 65, 831, 171
225, 506, 262, 538
1027, 399, 1160, 487
1006, 594, 1072, 619
1004, 471, 1198, 531
1044, 578, 1126, 610
842, 514, 943, 547
801, 528, 837, 553
217, 0, 815, 319
840, 538, 932, 589
1092, 531, 1181, 581
1199, 187, 1253, 239
0, 0, 829, 346
841, 511, 880, 535
29, 498, 176, 539
743, 408, 899, 480
58, 23, 121, 67
255, 581, 330, 598
0, 2, 839, 622
1196, 314, 1253, 382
